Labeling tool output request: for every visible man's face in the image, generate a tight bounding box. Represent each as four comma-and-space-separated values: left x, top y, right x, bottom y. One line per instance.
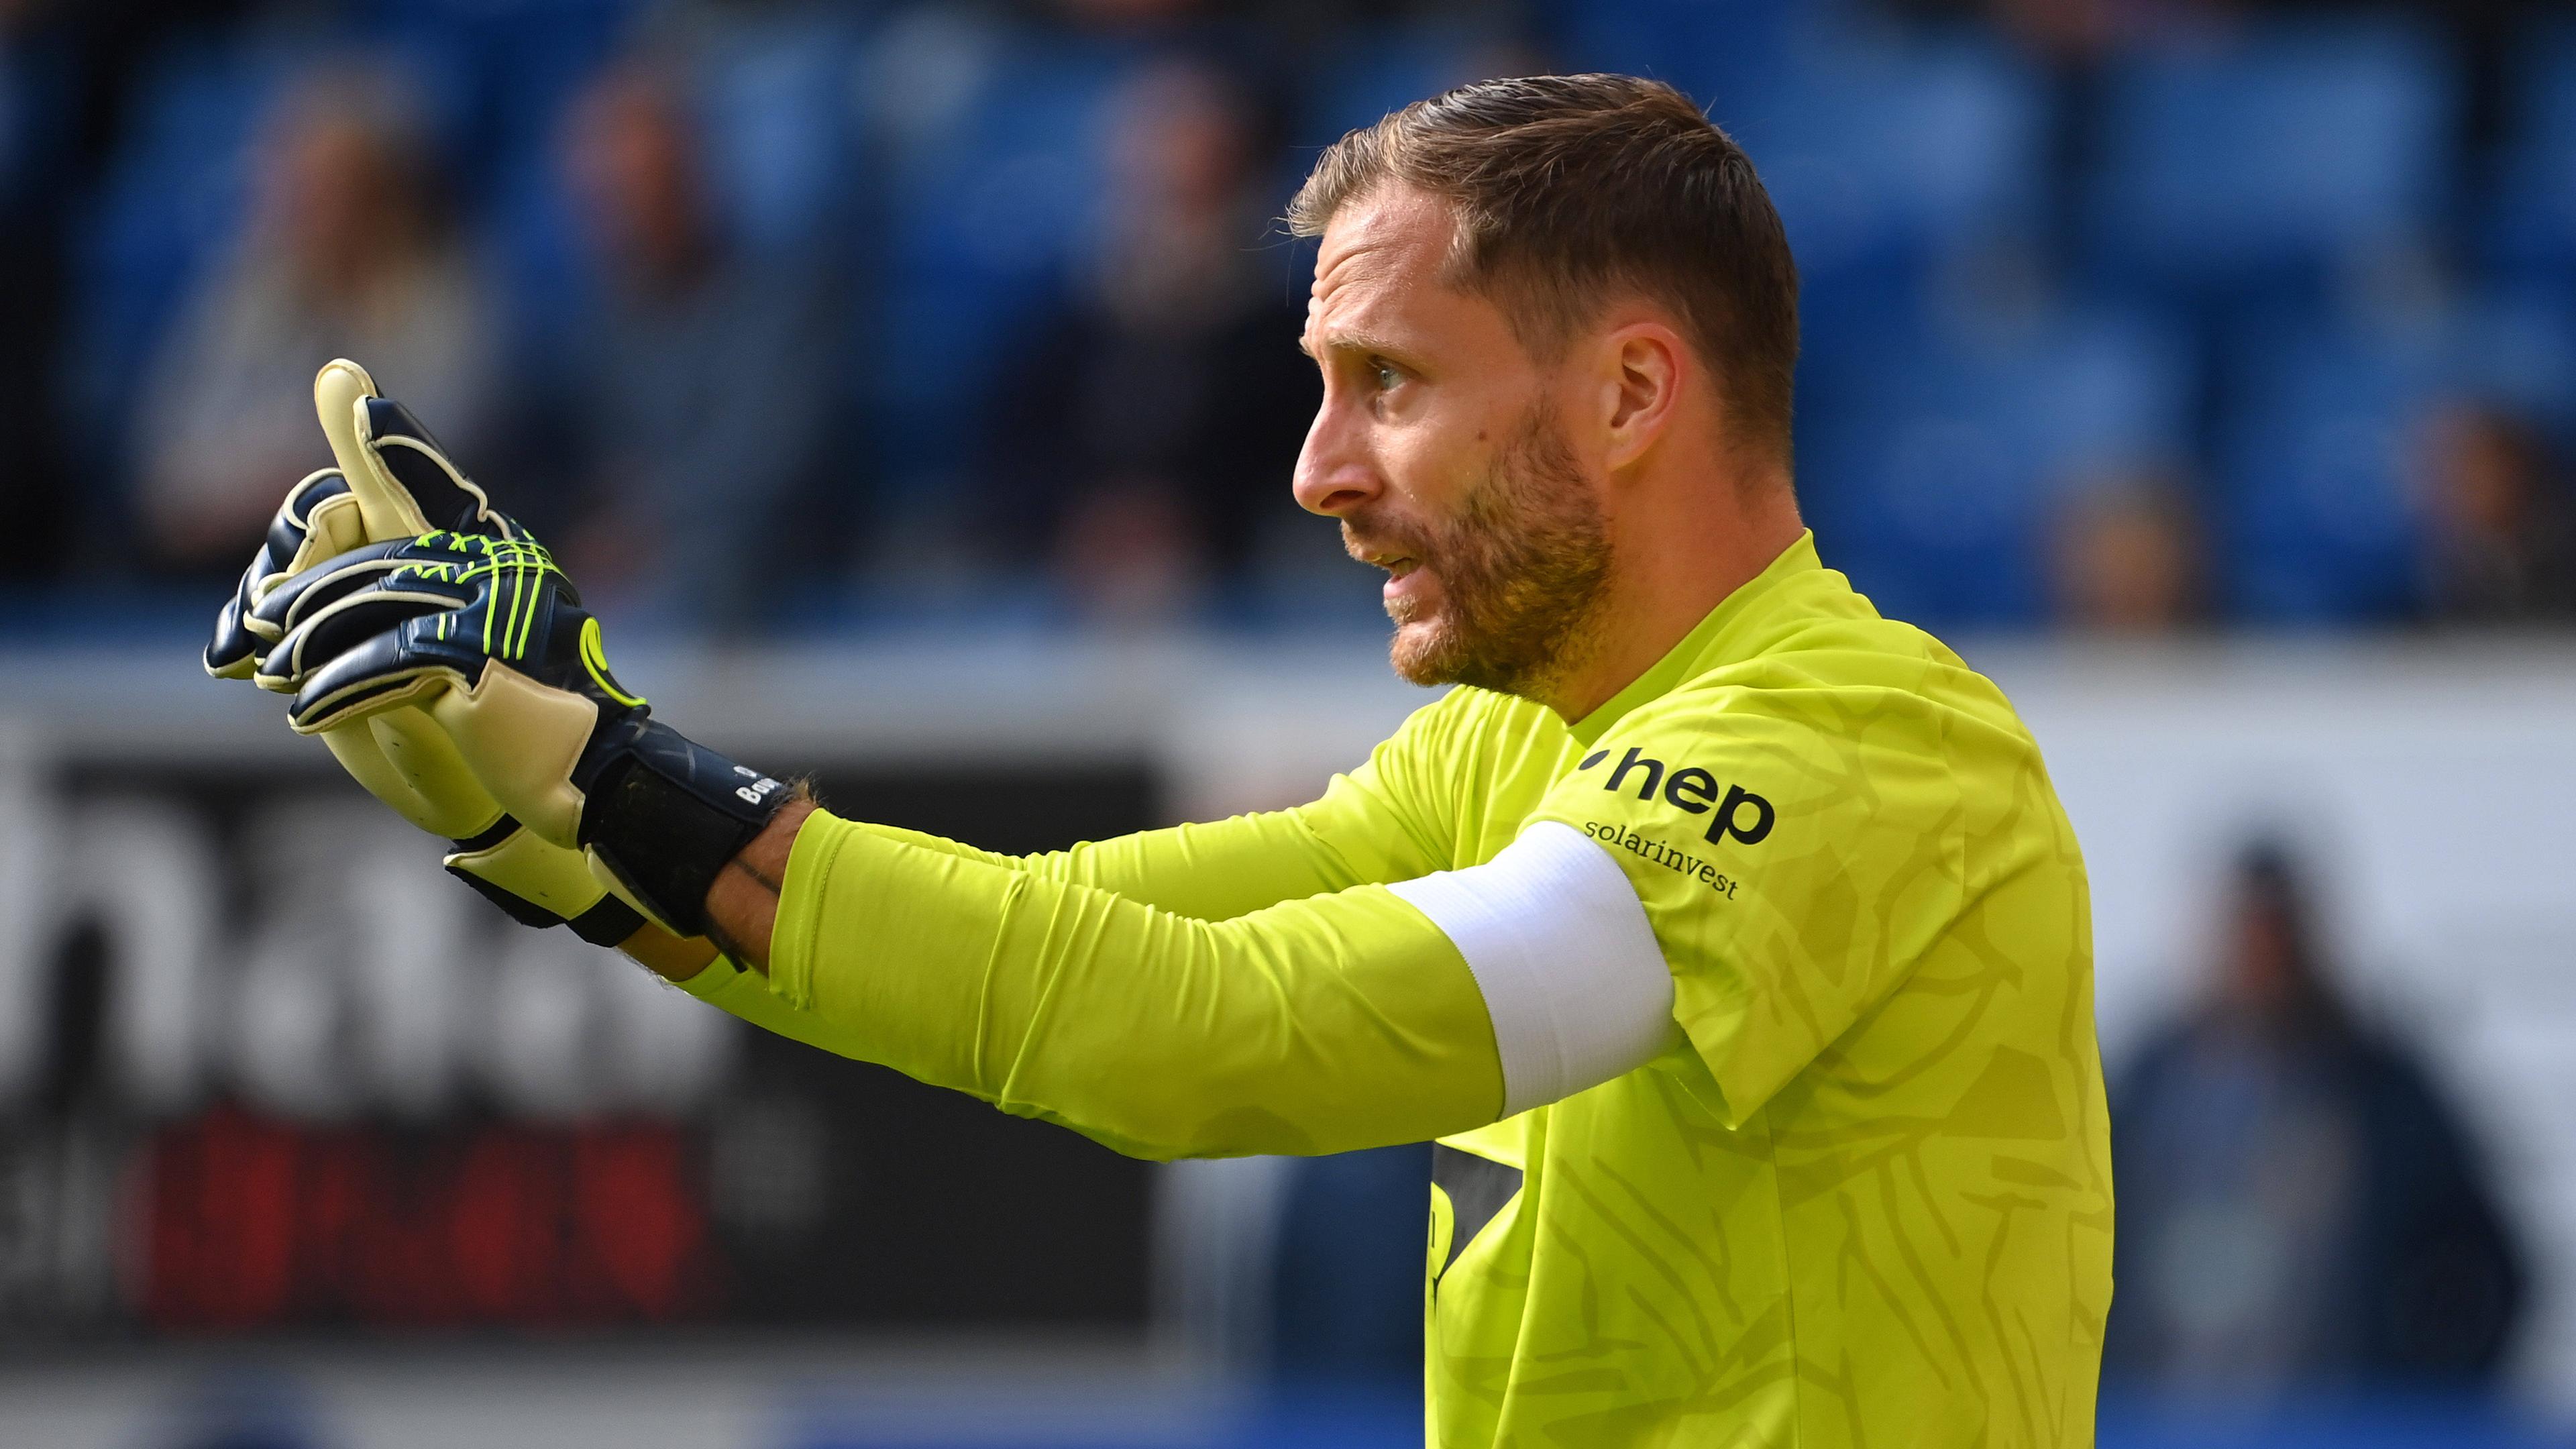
1293, 186, 1614, 698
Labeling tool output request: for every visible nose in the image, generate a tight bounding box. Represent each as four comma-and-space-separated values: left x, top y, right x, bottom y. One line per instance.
1292, 394, 1381, 519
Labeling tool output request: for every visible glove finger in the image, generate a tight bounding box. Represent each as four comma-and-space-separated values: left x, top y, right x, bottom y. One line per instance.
248, 537, 422, 641
288, 621, 467, 734
266, 468, 358, 569
367, 708, 508, 837
205, 469, 356, 677
254, 530, 557, 674
360, 396, 522, 540
314, 720, 500, 839
205, 553, 270, 679
258, 573, 470, 693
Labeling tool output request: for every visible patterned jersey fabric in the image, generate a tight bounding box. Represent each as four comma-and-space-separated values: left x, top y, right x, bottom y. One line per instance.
1301, 533, 2113, 1447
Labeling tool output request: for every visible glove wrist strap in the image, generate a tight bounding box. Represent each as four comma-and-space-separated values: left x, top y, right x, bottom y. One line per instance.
578, 720, 788, 937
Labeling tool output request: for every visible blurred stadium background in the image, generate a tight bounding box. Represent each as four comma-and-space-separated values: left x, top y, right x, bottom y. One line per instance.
3, 0, 2575, 1444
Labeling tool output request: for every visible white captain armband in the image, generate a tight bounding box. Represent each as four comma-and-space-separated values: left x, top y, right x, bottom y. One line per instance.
1387, 822, 1674, 1116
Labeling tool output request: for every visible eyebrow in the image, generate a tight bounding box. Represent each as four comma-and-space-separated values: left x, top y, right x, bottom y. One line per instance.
1297, 328, 1408, 361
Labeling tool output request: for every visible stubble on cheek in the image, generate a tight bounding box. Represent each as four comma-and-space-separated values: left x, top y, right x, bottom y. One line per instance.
1368, 405, 1612, 698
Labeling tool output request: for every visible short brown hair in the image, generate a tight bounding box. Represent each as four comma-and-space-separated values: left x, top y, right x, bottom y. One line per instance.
1289, 73, 1799, 464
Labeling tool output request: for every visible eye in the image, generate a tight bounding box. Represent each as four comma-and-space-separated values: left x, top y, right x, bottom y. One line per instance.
1370, 358, 1404, 392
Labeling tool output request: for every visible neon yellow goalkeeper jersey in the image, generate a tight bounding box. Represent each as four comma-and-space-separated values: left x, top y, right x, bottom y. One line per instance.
1283, 533, 2113, 1446
683, 532, 2112, 1447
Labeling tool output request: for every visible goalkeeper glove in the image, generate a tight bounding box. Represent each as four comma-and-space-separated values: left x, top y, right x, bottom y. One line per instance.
207, 360, 645, 946
252, 527, 790, 938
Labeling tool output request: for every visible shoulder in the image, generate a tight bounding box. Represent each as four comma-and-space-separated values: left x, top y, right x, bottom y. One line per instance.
1629, 613, 2039, 774
1563, 616, 2061, 868
1386, 684, 1558, 757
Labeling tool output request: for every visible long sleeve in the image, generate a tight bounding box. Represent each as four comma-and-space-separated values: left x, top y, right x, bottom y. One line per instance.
674, 809, 1364, 1083
842, 809, 1356, 921
672, 692, 1493, 1152
816, 687, 1474, 922
749, 809, 1503, 1161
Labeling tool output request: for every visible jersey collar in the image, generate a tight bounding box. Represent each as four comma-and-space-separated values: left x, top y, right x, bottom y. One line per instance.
1566, 530, 1822, 747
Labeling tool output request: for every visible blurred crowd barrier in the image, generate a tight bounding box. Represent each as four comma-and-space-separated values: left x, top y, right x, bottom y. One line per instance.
1, 0, 2573, 633
3, 634, 2575, 1421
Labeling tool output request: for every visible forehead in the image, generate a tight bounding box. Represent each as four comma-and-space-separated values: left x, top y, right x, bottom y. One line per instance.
1303, 185, 1471, 344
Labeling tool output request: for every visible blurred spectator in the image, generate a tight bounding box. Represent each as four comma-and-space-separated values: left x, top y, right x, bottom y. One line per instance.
2105, 843, 2524, 1395
133, 63, 496, 579
2411, 401, 2576, 626
979, 57, 1318, 621
2046, 473, 2205, 632
542, 60, 835, 627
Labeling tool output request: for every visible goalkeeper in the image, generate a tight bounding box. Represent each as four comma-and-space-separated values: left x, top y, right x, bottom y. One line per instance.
219, 75, 2111, 1449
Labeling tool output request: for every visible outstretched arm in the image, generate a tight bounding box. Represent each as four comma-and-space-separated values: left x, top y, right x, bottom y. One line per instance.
627, 707, 1465, 989
619, 785, 1418, 993
682, 801, 1500, 1159
673, 798, 1674, 1161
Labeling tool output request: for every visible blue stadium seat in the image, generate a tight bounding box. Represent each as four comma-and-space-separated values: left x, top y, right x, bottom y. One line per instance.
1799, 305, 2195, 631
372, 0, 635, 205
2480, 21, 2576, 283
2084, 19, 2457, 299
1739, 33, 2047, 364
690, 16, 865, 262
2218, 329, 2423, 623
1551, 5, 2042, 270
851, 16, 1129, 491
1558, 6, 2048, 364
1294, 20, 1517, 150
2214, 292, 2576, 623
1545, 0, 1805, 111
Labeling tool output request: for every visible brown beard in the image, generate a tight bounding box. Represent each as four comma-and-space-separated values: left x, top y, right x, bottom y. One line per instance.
1346, 402, 1614, 700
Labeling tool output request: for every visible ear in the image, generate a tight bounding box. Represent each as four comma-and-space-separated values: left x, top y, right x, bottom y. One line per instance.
1596, 321, 1687, 473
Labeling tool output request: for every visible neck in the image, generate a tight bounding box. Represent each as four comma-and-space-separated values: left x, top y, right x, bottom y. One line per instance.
1540, 470, 1803, 721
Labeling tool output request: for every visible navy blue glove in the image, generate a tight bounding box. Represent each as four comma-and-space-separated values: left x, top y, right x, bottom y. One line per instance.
254, 527, 790, 937
207, 361, 644, 946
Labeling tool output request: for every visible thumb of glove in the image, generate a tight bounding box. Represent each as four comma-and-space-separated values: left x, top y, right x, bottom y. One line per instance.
315, 359, 431, 541
313, 358, 517, 541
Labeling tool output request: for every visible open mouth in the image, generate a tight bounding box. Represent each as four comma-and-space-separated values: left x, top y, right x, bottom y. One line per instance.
1371, 553, 1434, 616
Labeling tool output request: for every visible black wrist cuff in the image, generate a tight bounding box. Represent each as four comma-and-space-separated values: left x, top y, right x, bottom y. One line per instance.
578, 720, 788, 937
